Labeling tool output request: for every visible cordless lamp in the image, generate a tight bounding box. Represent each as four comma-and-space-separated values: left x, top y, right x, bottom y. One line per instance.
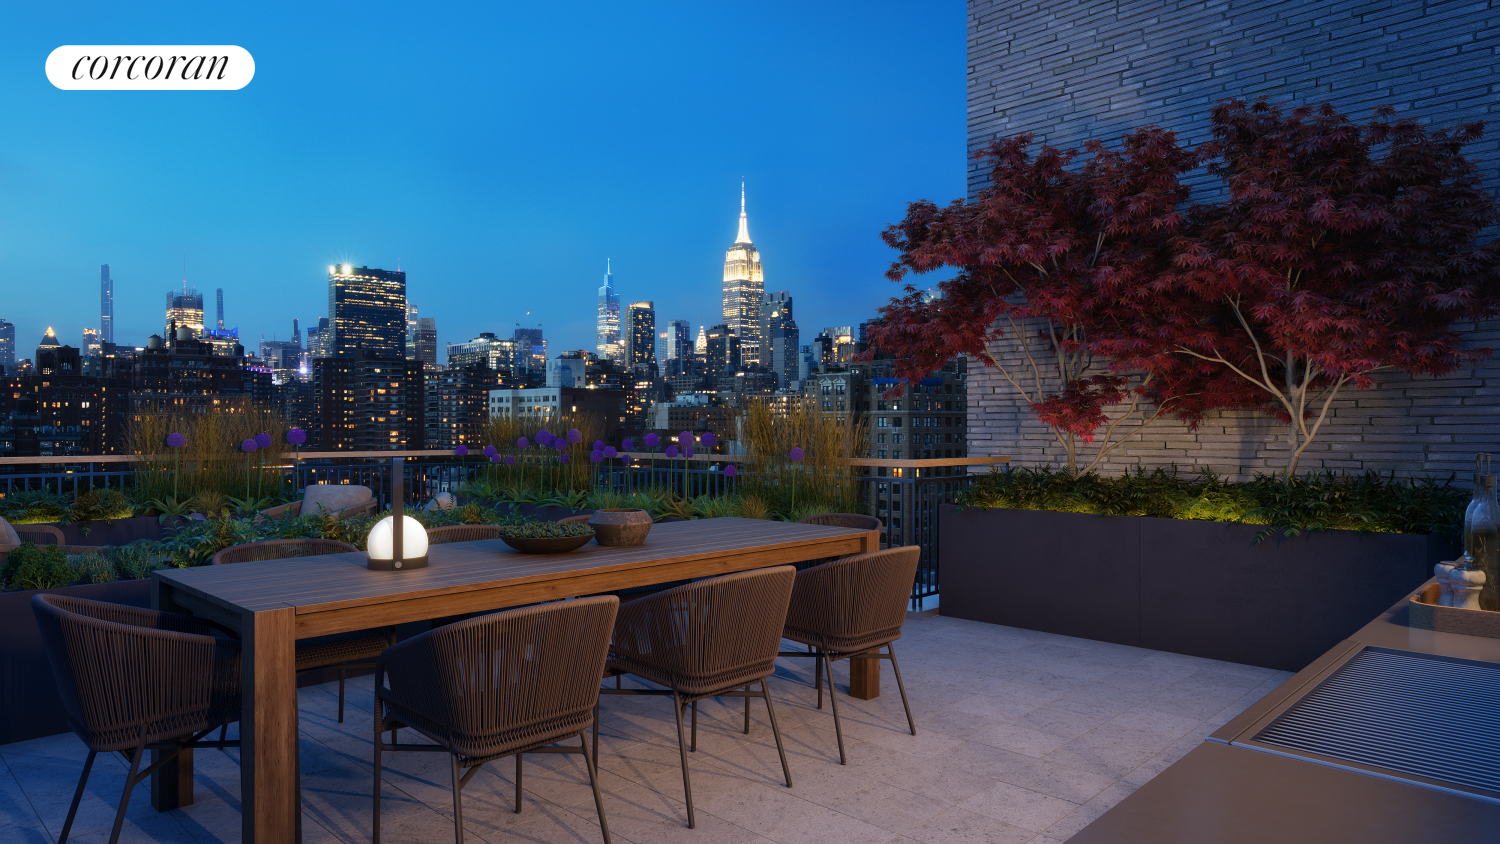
367, 457, 429, 571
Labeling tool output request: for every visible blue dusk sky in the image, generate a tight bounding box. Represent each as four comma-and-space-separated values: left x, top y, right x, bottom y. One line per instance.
0, 2, 963, 358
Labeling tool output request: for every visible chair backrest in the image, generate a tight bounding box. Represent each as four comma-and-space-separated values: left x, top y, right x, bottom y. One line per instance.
301, 484, 373, 515
785, 546, 920, 653
426, 525, 500, 545
212, 538, 357, 565
612, 566, 796, 695
30, 594, 240, 750
797, 512, 883, 533
380, 595, 619, 749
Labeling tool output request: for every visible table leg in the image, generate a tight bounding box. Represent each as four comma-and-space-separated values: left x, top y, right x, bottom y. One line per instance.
849, 651, 881, 700
242, 607, 299, 843
150, 578, 193, 811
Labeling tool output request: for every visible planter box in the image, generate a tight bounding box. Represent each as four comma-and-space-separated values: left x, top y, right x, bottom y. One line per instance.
0, 579, 152, 745
38, 516, 164, 546
939, 505, 1456, 671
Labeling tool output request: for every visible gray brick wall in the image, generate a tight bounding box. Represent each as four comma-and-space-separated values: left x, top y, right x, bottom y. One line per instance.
966, 0, 1500, 478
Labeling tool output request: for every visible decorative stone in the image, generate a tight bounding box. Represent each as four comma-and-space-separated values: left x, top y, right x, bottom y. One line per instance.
1450, 566, 1486, 611
588, 508, 653, 547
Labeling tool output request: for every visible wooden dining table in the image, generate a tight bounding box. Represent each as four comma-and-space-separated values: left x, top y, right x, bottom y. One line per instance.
149, 516, 880, 843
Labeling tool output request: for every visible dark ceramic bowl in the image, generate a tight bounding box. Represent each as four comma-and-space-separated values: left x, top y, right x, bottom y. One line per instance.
498, 532, 595, 554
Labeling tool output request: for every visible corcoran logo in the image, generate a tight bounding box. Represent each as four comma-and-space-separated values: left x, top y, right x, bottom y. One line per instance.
45, 46, 254, 90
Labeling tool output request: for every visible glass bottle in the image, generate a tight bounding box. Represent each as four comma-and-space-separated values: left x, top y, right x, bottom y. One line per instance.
1473, 475, 1500, 612
1464, 470, 1487, 558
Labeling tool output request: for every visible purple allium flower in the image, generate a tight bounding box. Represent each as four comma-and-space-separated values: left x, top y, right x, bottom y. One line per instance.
490, 454, 503, 463
789, 447, 805, 462
505, 455, 515, 465
603, 446, 617, 458
254, 432, 273, 449
590, 450, 603, 463
725, 464, 737, 478
483, 445, 497, 457
241, 439, 258, 453
166, 432, 186, 448
684, 446, 694, 458
678, 430, 694, 447
701, 432, 716, 448
644, 433, 659, 447
537, 429, 552, 440
286, 428, 306, 446
455, 445, 468, 456
516, 437, 529, 449
559, 453, 570, 464
621, 438, 634, 451
593, 440, 605, 451
567, 429, 582, 444
537, 432, 554, 447
666, 445, 679, 458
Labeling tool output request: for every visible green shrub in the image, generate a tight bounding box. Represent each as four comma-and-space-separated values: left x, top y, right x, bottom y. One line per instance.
957, 467, 1466, 540
109, 541, 167, 580
71, 553, 118, 584
2, 544, 76, 591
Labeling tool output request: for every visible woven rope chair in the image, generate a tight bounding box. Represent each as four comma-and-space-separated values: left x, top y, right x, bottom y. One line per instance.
31, 594, 242, 844
598, 567, 796, 828
374, 595, 620, 844
777, 546, 921, 764
794, 513, 882, 571
211, 538, 388, 723
426, 524, 501, 544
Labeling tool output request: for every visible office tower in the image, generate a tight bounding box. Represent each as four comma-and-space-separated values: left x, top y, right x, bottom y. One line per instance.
597, 260, 621, 360
406, 304, 419, 359
722, 183, 765, 365
770, 319, 800, 389
327, 263, 407, 357
216, 288, 225, 330
447, 333, 519, 372
695, 325, 707, 355
760, 291, 793, 351
514, 326, 546, 372
666, 320, 691, 364
306, 317, 331, 359
38, 327, 60, 354
293, 318, 301, 347
622, 301, 656, 371
0, 319, 15, 374
814, 331, 834, 369
824, 326, 855, 365
100, 264, 114, 343
412, 317, 437, 369
82, 328, 101, 357
705, 324, 740, 375
165, 284, 205, 338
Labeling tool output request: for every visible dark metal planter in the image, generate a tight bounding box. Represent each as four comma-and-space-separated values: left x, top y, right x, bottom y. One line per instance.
939, 505, 1457, 672
38, 516, 164, 546
0, 579, 152, 745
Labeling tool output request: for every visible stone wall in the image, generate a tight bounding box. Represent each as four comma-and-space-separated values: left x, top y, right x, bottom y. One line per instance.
965, 0, 1500, 478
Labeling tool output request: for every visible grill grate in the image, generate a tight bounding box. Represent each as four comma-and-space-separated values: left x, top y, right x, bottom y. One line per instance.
1254, 648, 1500, 795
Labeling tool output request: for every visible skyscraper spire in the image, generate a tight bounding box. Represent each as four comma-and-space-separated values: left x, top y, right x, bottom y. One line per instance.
735, 180, 751, 244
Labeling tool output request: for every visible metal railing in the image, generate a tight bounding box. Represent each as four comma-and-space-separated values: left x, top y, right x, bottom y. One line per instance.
0, 451, 1007, 606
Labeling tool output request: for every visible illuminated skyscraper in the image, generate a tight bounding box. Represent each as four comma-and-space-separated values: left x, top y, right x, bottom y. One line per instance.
695, 325, 707, 355
216, 288, 225, 330
306, 317, 331, 359
99, 264, 114, 344
514, 326, 546, 372
659, 319, 691, 371
327, 264, 407, 358
722, 184, 764, 364
165, 284, 205, 338
597, 260, 621, 360
622, 301, 656, 371
0, 319, 15, 374
82, 328, 101, 357
412, 317, 438, 369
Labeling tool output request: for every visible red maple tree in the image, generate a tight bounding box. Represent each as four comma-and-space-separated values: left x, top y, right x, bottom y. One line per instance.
1098, 100, 1500, 476
867, 128, 1201, 473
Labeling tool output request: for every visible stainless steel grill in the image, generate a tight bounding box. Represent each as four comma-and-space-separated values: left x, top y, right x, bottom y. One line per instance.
1254, 648, 1500, 795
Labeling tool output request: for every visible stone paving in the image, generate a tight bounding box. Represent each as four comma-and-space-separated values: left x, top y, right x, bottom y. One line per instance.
0, 614, 1292, 843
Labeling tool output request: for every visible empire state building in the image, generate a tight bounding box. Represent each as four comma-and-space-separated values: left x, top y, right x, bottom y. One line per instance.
722, 184, 764, 365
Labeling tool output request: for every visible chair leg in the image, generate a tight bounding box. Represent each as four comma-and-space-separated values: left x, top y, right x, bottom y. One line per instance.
338, 667, 346, 723
690, 700, 698, 752
450, 754, 465, 844
59, 749, 96, 844
515, 752, 523, 814
760, 680, 792, 788
373, 730, 383, 844
744, 686, 751, 734
592, 701, 601, 768
108, 740, 145, 844
887, 642, 916, 736
218, 723, 228, 753
670, 691, 695, 828
580, 733, 613, 844
824, 653, 847, 765
814, 647, 824, 709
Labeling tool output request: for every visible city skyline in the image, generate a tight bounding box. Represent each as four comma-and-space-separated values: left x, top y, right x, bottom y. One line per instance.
0, 3, 963, 361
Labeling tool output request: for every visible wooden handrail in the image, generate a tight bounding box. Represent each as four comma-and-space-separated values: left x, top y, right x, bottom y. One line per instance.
0, 451, 1009, 469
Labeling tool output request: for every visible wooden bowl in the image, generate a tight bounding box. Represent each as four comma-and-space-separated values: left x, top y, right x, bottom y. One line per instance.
498, 532, 595, 554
